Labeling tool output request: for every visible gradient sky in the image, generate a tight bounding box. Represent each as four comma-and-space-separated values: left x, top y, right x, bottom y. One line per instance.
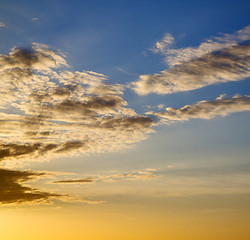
0, 0, 250, 239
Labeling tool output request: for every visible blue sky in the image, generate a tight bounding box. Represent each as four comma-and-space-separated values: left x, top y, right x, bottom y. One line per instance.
0, 1, 250, 239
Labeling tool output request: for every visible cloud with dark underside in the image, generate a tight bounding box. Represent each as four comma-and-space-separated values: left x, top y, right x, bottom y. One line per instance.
133, 43, 250, 95
0, 44, 155, 165
1, 30, 250, 166
133, 26, 250, 95
0, 168, 62, 205
148, 95, 250, 123
53, 177, 95, 184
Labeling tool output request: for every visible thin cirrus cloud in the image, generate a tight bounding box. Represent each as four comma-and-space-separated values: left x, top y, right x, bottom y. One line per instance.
52, 169, 158, 184
148, 95, 250, 123
133, 26, 250, 95
0, 43, 155, 164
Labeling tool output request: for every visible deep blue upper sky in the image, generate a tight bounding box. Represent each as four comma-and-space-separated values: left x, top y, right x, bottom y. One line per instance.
0, 0, 249, 111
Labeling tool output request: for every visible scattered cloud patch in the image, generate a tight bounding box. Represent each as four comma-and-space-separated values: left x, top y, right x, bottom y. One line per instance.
0, 44, 155, 165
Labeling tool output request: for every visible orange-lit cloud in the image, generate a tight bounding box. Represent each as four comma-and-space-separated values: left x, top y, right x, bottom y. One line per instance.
52, 169, 158, 184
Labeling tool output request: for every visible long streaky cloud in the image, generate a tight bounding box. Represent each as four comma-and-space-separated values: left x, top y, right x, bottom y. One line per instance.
152, 26, 250, 66
133, 26, 250, 95
150, 95, 250, 122
52, 169, 158, 184
133, 43, 250, 95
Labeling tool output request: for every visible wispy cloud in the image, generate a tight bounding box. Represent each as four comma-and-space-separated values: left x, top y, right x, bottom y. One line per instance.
153, 25, 250, 66
0, 44, 155, 165
52, 169, 158, 184
148, 95, 250, 123
133, 26, 250, 95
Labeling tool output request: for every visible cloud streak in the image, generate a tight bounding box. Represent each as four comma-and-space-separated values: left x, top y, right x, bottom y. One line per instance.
149, 95, 250, 123
133, 43, 250, 95
152, 25, 250, 66
134, 26, 250, 95
52, 169, 158, 184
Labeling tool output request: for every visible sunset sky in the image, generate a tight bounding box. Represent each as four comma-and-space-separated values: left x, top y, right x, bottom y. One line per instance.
0, 0, 250, 239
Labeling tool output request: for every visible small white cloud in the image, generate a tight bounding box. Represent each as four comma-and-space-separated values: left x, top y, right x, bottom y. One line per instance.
0, 22, 5, 28
152, 33, 175, 54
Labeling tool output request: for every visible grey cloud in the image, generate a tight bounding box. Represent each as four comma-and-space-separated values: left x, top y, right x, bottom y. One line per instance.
133, 43, 250, 95
152, 95, 250, 122
0, 168, 62, 205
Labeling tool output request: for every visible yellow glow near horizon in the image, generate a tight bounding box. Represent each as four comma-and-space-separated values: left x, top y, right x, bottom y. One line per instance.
1, 198, 250, 240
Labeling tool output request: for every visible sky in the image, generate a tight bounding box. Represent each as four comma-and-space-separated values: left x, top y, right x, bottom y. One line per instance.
0, 0, 250, 239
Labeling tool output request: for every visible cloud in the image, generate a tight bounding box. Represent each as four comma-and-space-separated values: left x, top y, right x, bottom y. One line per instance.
52, 169, 158, 184
133, 27, 250, 95
153, 25, 250, 66
0, 168, 63, 205
151, 33, 175, 54
53, 177, 95, 184
0, 22, 5, 28
150, 95, 250, 122
0, 44, 155, 165
133, 43, 250, 95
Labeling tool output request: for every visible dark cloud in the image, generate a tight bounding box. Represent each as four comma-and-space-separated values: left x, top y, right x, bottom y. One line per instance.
0, 143, 60, 161
0, 168, 62, 205
52, 177, 95, 184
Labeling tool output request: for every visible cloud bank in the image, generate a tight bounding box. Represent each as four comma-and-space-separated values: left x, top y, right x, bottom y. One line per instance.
0, 44, 155, 164
133, 26, 250, 95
